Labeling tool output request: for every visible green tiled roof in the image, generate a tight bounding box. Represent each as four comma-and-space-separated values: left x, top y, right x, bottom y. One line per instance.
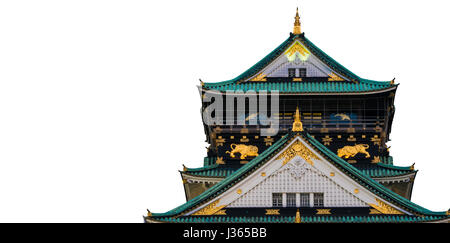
204, 81, 394, 93
183, 164, 237, 178
203, 34, 396, 93
149, 131, 448, 221
150, 214, 447, 223
355, 163, 415, 178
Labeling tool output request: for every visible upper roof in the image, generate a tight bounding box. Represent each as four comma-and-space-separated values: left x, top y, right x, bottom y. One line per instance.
148, 131, 448, 222
202, 33, 397, 94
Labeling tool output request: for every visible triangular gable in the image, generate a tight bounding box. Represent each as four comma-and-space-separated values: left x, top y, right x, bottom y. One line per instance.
188, 135, 405, 216
247, 39, 348, 82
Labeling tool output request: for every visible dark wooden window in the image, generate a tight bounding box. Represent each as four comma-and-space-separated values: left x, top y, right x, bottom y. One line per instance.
313, 193, 324, 207
300, 193, 310, 207
272, 193, 282, 207
288, 68, 296, 77
298, 68, 307, 77
286, 193, 296, 207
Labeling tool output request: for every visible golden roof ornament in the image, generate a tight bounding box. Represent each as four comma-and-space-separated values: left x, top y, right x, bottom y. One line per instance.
292, 106, 303, 132
295, 209, 301, 223
293, 7, 301, 35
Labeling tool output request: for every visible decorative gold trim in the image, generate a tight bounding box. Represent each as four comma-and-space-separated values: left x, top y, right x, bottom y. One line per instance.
293, 78, 303, 82
214, 209, 227, 215
240, 128, 249, 134
354, 189, 359, 194
295, 209, 301, 223
192, 199, 226, 216
328, 72, 345, 81
292, 107, 303, 132
330, 172, 335, 177
216, 136, 225, 147
337, 144, 370, 159
316, 209, 331, 215
370, 135, 381, 146
237, 189, 242, 194
250, 73, 267, 82
216, 157, 225, 164
369, 208, 382, 214
347, 134, 356, 142
265, 209, 280, 215
240, 136, 249, 143
240, 160, 249, 164
213, 127, 222, 134
277, 140, 319, 166
371, 156, 381, 163
264, 136, 274, 146
346, 128, 356, 133
261, 172, 266, 177
322, 135, 332, 146
368, 198, 404, 215
226, 144, 259, 159
320, 128, 329, 133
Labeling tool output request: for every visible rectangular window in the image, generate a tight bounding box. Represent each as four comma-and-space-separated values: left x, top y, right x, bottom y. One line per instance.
300, 193, 310, 207
314, 193, 324, 207
298, 68, 307, 77
272, 193, 282, 207
286, 193, 296, 207
288, 68, 296, 77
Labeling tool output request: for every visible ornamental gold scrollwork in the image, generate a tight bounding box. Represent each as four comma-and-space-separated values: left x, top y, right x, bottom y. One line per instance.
265, 209, 280, 215
337, 144, 370, 159
250, 73, 267, 82
368, 199, 404, 215
328, 72, 345, 81
225, 144, 259, 160
277, 140, 319, 166
192, 199, 226, 216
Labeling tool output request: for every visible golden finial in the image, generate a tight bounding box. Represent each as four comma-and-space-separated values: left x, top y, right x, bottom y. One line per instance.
410, 163, 415, 170
295, 209, 301, 223
292, 106, 303, 132
390, 78, 395, 85
182, 164, 187, 171
293, 7, 301, 35
147, 209, 152, 217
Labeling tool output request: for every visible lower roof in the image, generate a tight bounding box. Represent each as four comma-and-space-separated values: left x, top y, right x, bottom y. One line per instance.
150, 131, 449, 221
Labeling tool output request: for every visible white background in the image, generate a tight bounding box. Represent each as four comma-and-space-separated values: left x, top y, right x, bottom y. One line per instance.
0, 0, 449, 222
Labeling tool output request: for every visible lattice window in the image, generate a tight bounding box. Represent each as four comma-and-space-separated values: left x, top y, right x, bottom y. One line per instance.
288, 68, 296, 77
286, 193, 296, 207
300, 193, 310, 207
314, 193, 324, 207
298, 68, 306, 77
272, 193, 282, 207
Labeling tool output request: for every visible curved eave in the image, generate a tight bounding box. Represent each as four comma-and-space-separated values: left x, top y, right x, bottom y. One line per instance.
145, 214, 450, 223
201, 85, 398, 96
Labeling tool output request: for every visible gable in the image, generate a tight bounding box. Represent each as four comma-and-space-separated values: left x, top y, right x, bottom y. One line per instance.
228, 157, 366, 208
187, 136, 407, 216
247, 39, 347, 82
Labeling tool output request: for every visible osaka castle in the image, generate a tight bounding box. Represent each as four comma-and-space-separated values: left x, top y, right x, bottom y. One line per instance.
146, 9, 449, 223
